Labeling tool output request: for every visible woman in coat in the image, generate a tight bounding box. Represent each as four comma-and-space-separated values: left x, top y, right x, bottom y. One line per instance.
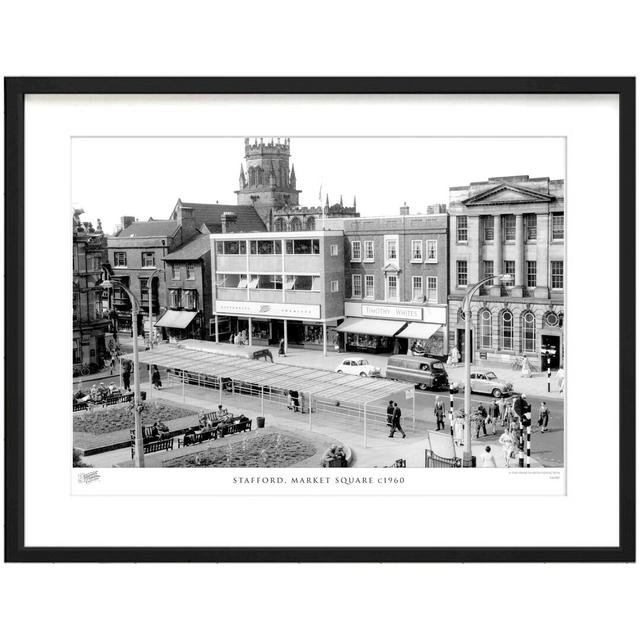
151, 365, 162, 390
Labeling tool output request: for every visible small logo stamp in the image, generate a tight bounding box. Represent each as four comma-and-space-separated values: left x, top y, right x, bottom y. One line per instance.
77, 470, 101, 484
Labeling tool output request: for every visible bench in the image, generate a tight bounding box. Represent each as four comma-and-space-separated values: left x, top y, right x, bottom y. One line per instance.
73, 402, 89, 412
181, 430, 216, 447
131, 437, 174, 458
218, 416, 252, 437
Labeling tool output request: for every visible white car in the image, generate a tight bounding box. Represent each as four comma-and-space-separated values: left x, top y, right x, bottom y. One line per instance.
335, 358, 381, 377
453, 369, 513, 398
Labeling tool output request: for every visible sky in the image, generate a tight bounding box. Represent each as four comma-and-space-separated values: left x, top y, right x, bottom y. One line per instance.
71, 137, 565, 234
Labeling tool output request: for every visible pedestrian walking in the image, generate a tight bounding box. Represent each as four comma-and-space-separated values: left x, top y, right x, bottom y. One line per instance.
386, 400, 394, 431
498, 428, 515, 467
475, 403, 488, 438
487, 399, 500, 435
121, 359, 132, 391
555, 367, 565, 393
537, 401, 550, 432
228, 332, 235, 344
453, 409, 465, 447
433, 396, 446, 431
388, 402, 406, 438
278, 338, 286, 357
151, 364, 162, 390
450, 345, 460, 367
233, 333, 241, 346
480, 445, 497, 468
520, 354, 532, 378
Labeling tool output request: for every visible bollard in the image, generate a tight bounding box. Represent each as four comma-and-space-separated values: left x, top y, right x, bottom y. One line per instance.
526, 423, 531, 468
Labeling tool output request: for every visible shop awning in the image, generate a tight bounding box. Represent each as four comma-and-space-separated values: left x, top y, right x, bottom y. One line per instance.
396, 322, 442, 341
336, 317, 406, 337
155, 310, 198, 329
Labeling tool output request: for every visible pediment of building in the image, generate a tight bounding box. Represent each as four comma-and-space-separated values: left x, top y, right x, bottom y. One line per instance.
462, 183, 554, 206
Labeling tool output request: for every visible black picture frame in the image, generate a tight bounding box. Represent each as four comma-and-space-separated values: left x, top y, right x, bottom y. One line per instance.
4, 77, 636, 563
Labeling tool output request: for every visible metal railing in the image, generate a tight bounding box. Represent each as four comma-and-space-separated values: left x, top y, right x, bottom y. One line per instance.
425, 449, 462, 468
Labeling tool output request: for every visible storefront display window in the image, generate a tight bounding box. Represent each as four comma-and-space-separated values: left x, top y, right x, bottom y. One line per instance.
346, 333, 392, 353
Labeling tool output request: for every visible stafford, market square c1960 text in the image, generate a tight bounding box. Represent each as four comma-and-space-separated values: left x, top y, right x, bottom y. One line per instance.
232, 475, 405, 485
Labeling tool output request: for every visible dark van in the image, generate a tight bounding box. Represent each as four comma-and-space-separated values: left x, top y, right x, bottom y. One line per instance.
385, 356, 449, 391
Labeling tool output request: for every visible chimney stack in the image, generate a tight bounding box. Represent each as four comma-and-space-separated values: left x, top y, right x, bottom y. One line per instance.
221, 211, 238, 234
120, 215, 135, 230
399, 202, 410, 216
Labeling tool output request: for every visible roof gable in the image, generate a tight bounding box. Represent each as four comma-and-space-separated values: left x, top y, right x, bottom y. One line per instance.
462, 183, 554, 206
172, 200, 267, 232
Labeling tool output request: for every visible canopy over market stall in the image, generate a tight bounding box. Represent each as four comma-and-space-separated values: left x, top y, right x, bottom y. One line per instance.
136, 343, 413, 445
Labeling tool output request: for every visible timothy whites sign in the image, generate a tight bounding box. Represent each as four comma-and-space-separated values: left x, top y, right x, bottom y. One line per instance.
361, 304, 423, 321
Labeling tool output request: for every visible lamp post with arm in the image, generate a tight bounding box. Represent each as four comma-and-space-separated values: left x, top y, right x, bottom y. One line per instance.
101, 277, 145, 468
147, 268, 163, 349
461, 273, 513, 465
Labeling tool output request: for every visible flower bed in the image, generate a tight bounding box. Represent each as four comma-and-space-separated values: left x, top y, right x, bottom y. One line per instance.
73, 401, 198, 435
163, 432, 316, 468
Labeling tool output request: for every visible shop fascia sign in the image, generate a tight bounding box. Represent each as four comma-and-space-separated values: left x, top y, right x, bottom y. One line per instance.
215, 300, 321, 320
360, 304, 423, 321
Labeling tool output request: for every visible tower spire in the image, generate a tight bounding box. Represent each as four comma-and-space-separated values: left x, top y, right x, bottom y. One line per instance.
290, 164, 297, 189
239, 164, 246, 188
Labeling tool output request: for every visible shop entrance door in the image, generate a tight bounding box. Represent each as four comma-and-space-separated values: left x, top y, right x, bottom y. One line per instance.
541, 335, 560, 370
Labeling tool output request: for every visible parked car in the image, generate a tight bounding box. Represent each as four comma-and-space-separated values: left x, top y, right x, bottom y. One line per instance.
334, 358, 381, 377
453, 369, 513, 398
385, 355, 449, 391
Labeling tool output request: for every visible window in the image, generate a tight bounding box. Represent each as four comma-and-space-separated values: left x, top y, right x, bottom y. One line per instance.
352, 274, 362, 298
411, 240, 423, 262
215, 273, 244, 288
364, 274, 375, 299
72, 292, 80, 322
522, 311, 536, 352
186, 263, 196, 280
141, 252, 155, 267
250, 240, 282, 255
87, 254, 102, 271
216, 240, 246, 255
386, 274, 398, 301
500, 310, 513, 350
171, 264, 180, 280
305, 217, 316, 231
330, 280, 339, 293
274, 218, 286, 232
169, 289, 182, 308
183, 289, 197, 310
525, 214, 537, 240
351, 241, 362, 262
503, 260, 515, 281
552, 213, 564, 240
527, 261, 537, 288
483, 260, 494, 281
364, 241, 374, 262
330, 244, 338, 256
425, 239, 437, 262
479, 309, 492, 349
290, 217, 302, 232
285, 275, 321, 291
412, 276, 423, 301
139, 277, 149, 303
426, 276, 437, 302
482, 216, 494, 241
503, 215, 516, 241
252, 274, 283, 290
456, 216, 468, 242
385, 239, 398, 260
551, 261, 564, 289
113, 251, 127, 267
456, 260, 468, 287
285, 239, 320, 255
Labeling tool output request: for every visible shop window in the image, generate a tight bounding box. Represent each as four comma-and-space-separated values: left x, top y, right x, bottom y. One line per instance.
522, 311, 536, 352
364, 275, 375, 299
425, 240, 437, 263
479, 308, 492, 349
364, 241, 375, 262
500, 310, 513, 351
456, 216, 468, 242
426, 277, 437, 302
352, 274, 362, 298
412, 276, 423, 301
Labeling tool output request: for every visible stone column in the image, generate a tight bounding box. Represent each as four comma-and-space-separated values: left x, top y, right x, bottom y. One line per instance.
534, 213, 550, 298
512, 213, 524, 297
489, 214, 502, 296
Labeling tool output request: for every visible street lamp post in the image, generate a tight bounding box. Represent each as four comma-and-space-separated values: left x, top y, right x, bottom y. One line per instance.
101, 278, 145, 468
147, 268, 163, 349
462, 273, 513, 465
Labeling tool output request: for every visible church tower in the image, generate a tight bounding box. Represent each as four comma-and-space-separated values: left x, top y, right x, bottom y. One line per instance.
236, 137, 301, 224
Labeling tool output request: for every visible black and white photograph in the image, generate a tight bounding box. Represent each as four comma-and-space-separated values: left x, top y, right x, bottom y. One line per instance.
71, 135, 566, 473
